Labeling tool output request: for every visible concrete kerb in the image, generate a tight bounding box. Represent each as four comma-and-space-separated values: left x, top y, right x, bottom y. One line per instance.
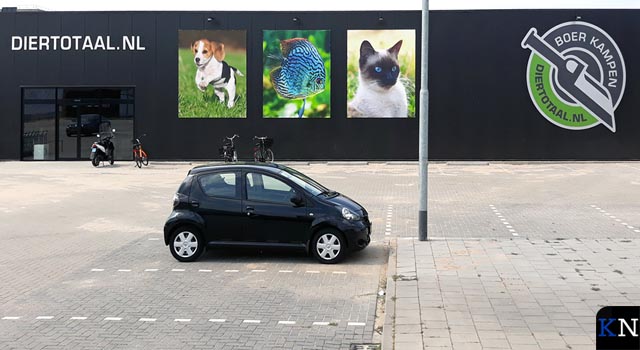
382, 238, 397, 350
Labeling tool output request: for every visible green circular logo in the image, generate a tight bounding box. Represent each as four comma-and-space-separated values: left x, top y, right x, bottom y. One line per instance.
522, 22, 625, 132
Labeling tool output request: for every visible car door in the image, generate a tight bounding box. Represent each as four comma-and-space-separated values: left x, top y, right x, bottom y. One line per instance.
242, 171, 312, 244
191, 171, 244, 242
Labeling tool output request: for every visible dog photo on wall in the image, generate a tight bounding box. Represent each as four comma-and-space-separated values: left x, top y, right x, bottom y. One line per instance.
178, 30, 247, 118
347, 30, 416, 118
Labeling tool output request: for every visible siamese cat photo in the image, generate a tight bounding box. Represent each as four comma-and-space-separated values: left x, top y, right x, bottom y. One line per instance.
348, 39, 408, 118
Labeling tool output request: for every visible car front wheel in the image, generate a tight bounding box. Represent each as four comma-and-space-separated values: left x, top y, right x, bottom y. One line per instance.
311, 230, 346, 264
170, 227, 204, 262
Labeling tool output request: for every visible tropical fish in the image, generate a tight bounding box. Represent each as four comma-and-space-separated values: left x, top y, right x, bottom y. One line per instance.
269, 38, 326, 117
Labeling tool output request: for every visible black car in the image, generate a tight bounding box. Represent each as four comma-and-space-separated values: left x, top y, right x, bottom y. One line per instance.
164, 163, 371, 264
65, 114, 111, 137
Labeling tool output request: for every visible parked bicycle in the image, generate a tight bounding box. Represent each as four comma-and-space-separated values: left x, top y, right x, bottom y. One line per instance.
219, 134, 239, 163
132, 134, 149, 168
253, 136, 274, 163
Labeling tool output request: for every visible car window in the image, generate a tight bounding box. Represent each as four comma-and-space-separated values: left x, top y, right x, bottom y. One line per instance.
277, 168, 327, 196
246, 172, 294, 205
198, 172, 238, 199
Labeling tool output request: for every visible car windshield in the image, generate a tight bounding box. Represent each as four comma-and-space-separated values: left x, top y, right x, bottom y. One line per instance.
277, 168, 330, 196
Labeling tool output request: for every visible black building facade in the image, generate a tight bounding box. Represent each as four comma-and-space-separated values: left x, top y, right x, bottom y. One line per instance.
1, 9, 638, 161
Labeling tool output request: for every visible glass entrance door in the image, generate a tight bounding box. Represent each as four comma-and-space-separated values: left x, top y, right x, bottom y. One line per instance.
23, 87, 135, 161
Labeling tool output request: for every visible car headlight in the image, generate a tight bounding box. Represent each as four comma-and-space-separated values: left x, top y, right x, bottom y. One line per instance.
342, 207, 360, 221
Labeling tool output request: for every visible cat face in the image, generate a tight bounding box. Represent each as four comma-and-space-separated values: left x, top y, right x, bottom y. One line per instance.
359, 40, 403, 90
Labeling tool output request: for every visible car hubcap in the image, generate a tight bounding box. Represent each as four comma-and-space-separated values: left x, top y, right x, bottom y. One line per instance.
173, 231, 198, 258
316, 233, 341, 260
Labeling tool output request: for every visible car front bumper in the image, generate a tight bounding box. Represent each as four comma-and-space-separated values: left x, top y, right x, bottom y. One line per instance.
342, 220, 371, 251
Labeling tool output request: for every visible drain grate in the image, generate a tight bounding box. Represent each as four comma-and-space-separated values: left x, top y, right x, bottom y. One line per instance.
350, 344, 381, 350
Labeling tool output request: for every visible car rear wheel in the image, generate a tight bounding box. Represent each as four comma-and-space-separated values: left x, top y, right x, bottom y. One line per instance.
311, 230, 346, 264
170, 227, 204, 262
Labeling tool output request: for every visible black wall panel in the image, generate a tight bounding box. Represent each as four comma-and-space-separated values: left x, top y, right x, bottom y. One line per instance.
1, 10, 639, 160
428, 9, 640, 160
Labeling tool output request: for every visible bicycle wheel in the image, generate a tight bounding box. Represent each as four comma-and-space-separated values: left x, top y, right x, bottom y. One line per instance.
232, 150, 238, 162
265, 149, 274, 163
253, 150, 261, 162
134, 153, 142, 168
141, 150, 149, 166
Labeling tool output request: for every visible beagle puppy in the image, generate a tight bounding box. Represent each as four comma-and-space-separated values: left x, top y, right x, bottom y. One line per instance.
192, 39, 243, 108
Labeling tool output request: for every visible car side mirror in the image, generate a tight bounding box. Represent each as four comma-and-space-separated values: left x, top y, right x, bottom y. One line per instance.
290, 193, 305, 207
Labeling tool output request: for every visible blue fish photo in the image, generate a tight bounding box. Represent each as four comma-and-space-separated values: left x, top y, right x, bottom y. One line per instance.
263, 30, 331, 118
178, 30, 247, 118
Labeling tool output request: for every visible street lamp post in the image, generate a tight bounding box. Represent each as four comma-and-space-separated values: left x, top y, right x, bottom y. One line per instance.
418, 0, 429, 241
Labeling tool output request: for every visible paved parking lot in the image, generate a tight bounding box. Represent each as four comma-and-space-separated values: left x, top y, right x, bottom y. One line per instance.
0, 162, 393, 350
1, 161, 640, 349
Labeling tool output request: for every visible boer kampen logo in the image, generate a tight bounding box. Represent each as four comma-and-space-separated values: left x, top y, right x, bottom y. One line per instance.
521, 22, 625, 132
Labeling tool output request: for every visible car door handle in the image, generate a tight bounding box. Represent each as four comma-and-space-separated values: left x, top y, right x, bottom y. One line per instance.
245, 206, 255, 216
190, 200, 200, 208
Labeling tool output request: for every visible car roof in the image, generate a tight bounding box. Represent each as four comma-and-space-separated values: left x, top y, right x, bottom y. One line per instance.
188, 162, 290, 175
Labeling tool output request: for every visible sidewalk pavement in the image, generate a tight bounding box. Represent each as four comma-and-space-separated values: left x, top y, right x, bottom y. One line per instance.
383, 237, 640, 350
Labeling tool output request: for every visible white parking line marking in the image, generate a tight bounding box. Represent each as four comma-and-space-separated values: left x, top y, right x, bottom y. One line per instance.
36, 316, 54, 320
139, 318, 156, 322
209, 319, 226, 323
225, 270, 239, 273
251, 270, 266, 273
512, 233, 519, 236
306, 271, 320, 274
502, 222, 510, 225
174, 319, 191, 322
148, 238, 160, 241
2, 317, 20, 320
70, 317, 87, 320
117, 269, 131, 272
278, 321, 296, 325
312, 321, 330, 326
104, 317, 122, 321
91, 269, 104, 272
332, 271, 347, 274
243, 320, 260, 323
590, 205, 597, 207
145, 269, 159, 272
278, 270, 293, 273
198, 269, 212, 272
385, 232, 391, 236
635, 230, 640, 233
171, 269, 185, 272
348, 322, 366, 326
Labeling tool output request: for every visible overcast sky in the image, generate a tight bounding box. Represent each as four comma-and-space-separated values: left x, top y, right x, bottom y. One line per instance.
3, 0, 640, 11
